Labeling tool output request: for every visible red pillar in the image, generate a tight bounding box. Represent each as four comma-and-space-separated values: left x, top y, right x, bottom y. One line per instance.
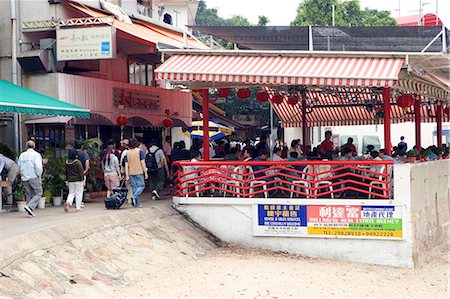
414, 97, 421, 150
382, 87, 392, 155
436, 101, 443, 147
301, 96, 307, 151
201, 89, 210, 161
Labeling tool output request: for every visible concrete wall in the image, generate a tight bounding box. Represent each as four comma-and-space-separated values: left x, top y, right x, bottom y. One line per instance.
175, 197, 413, 268
409, 160, 450, 265
173, 160, 450, 268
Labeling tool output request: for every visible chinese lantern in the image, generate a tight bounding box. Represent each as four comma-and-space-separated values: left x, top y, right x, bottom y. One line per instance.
237, 88, 251, 99
256, 91, 269, 103
287, 95, 299, 105
272, 94, 284, 104
217, 88, 231, 98
444, 106, 450, 116
116, 115, 128, 129
162, 118, 174, 128
396, 94, 414, 113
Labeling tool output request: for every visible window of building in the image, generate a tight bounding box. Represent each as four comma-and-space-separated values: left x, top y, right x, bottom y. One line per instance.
27, 124, 65, 152
129, 61, 155, 86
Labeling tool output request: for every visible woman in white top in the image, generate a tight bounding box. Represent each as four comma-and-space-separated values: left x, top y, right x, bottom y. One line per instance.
102, 146, 121, 197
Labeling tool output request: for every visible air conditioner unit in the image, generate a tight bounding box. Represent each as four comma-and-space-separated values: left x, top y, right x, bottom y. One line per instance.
17, 49, 55, 73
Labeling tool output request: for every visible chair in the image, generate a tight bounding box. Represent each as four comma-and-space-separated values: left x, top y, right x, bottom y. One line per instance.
182, 167, 201, 198
313, 164, 334, 199
248, 167, 268, 198
368, 166, 388, 199
290, 165, 311, 198
221, 166, 242, 197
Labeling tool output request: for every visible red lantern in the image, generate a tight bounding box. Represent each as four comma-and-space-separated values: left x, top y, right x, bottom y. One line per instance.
287, 95, 299, 105
272, 94, 284, 105
162, 118, 174, 128
237, 88, 251, 99
444, 107, 450, 116
217, 88, 231, 98
117, 115, 128, 128
256, 91, 269, 103
396, 94, 414, 108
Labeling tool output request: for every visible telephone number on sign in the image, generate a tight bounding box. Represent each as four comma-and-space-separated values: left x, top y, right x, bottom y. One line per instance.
311, 229, 399, 237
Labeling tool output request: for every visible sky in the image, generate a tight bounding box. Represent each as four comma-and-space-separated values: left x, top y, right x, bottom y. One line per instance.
205, 0, 450, 27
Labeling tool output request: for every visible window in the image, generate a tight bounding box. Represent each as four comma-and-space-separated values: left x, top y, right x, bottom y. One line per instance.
128, 62, 155, 86
28, 124, 65, 152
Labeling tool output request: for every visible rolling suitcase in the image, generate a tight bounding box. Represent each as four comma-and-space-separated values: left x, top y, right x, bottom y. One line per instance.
104, 179, 128, 209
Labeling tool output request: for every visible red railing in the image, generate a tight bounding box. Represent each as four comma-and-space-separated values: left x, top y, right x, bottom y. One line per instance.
173, 160, 394, 199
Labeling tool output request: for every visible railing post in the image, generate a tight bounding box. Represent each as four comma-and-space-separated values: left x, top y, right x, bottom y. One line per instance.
243, 164, 248, 198
311, 163, 316, 198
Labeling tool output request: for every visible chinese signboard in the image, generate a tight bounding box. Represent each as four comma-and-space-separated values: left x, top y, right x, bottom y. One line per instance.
253, 204, 307, 236
253, 204, 402, 240
113, 88, 161, 110
56, 26, 116, 61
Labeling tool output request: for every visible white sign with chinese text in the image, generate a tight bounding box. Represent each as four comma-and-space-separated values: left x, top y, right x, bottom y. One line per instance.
56, 26, 116, 61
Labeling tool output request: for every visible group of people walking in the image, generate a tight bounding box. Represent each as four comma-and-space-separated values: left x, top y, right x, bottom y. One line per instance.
0, 135, 171, 217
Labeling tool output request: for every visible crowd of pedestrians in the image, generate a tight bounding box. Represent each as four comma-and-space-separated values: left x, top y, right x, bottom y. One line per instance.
2, 131, 449, 217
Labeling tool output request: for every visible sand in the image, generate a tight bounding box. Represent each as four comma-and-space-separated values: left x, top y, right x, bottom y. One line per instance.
115, 245, 449, 299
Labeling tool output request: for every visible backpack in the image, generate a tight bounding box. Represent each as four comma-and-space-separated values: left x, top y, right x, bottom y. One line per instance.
146, 148, 161, 173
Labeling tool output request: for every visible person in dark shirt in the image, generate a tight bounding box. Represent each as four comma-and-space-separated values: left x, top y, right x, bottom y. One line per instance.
252, 149, 269, 178
224, 147, 240, 161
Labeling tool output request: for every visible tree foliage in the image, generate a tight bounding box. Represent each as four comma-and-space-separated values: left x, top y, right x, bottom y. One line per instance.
196, 1, 268, 27
291, 0, 396, 26
258, 15, 270, 26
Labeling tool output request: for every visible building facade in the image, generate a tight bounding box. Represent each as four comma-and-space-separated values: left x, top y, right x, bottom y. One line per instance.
0, 0, 204, 151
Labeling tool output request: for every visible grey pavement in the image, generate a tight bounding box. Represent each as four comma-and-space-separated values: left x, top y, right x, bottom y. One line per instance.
0, 191, 172, 241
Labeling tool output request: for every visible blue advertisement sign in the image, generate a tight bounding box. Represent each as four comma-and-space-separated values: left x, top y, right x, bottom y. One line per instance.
257, 204, 307, 227
101, 41, 111, 55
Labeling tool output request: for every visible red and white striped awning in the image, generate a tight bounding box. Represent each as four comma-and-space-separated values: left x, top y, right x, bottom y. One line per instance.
269, 87, 450, 127
156, 54, 404, 88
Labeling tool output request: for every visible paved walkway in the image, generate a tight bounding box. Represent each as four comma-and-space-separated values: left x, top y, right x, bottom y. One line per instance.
0, 191, 172, 241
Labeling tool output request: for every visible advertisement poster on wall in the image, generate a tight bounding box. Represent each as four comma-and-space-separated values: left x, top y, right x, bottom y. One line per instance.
253, 204, 402, 240
56, 26, 116, 61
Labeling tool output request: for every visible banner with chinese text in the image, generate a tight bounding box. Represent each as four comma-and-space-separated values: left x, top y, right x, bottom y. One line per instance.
253, 204, 402, 239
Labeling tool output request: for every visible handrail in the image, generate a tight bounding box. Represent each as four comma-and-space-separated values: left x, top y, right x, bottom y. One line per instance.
173, 160, 394, 199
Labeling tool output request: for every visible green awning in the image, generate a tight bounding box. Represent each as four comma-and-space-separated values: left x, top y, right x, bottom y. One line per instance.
0, 80, 90, 118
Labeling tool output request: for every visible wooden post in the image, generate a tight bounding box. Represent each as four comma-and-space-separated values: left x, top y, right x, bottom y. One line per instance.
414, 96, 422, 150
436, 101, 443, 147
382, 88, 392, 155
201, 89, 210, 161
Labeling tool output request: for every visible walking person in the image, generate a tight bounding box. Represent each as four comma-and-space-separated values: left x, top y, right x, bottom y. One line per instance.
64, 149, 84, 212
146, 139, 169, 200
120, 139, 133, 204
102, 145, 121, 198
125, 138, 148, 208
75, 141, 90, 208
0, 153, 19, 204
17, 140, 43, 217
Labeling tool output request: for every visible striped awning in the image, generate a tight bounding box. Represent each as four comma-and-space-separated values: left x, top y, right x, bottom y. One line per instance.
269, 87, 450, 127
156, 54, 404, 88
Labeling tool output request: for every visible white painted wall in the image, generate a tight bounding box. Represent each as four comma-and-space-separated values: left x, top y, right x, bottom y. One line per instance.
316, 123, 450, 152
174, 160, 450, 268
171, 127, 191, 149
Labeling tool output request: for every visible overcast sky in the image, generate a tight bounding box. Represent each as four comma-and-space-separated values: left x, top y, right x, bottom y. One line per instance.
205, 0, 449, 27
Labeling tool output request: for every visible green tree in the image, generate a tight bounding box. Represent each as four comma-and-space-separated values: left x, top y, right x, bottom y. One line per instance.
195, 0, 227, 26
257, 15, 270, 26
291, 0, 396, 26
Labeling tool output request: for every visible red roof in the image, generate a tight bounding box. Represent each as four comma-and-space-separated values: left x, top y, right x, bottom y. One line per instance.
396, 14, 442, 26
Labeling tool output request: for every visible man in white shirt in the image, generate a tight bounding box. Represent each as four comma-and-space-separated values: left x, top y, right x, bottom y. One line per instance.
0, 153, 19, 204
147, 139, 169, 200
17, 141, 43, 217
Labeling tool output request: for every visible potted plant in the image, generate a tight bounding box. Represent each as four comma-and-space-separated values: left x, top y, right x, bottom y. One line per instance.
406, 148, 419, 163
44, 154, 68, 206
82, 138, 105, 200
12, 182, 26, 212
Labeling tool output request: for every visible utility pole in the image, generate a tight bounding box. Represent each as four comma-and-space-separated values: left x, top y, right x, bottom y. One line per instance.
332, 4, 335, 26
11, 0, 20, 152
